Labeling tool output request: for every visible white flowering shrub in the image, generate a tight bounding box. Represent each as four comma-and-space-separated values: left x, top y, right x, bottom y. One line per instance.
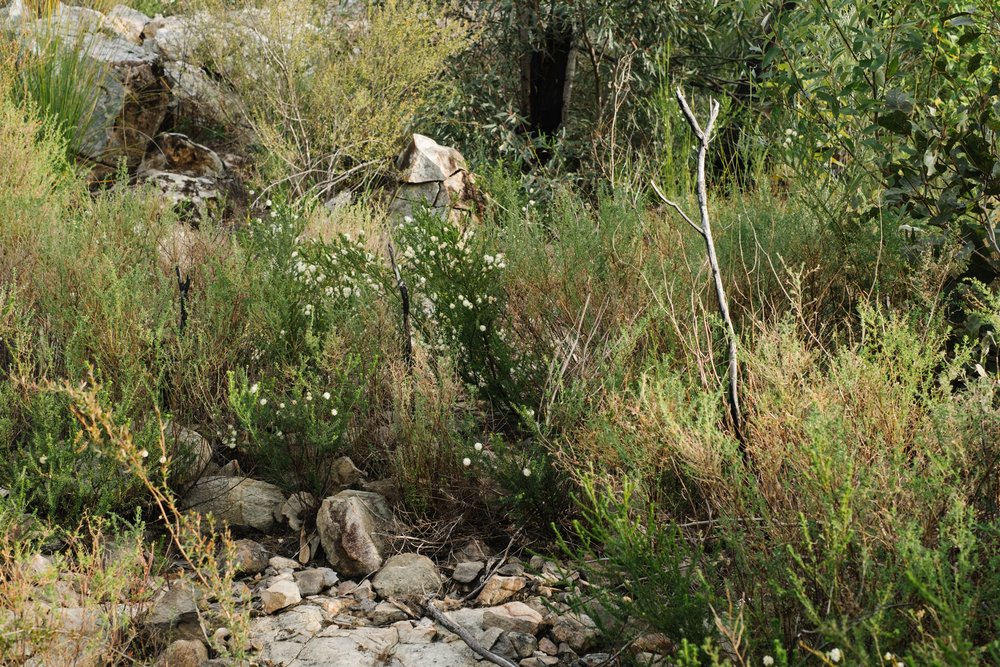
229, 366, 366, 496
459, 423, 570, 525
396, 208, 543, 410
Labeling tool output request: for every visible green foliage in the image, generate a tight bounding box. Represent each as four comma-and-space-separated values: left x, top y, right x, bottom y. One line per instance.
768, 2, 1000, 277
184, 0, 470, 195
396, 207, 540, 410
229, 361, 367, 497
3, 23, 110, 156
558, 477, 712, 645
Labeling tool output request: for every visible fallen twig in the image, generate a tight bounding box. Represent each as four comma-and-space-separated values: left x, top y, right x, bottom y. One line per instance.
423, 601, 518, 667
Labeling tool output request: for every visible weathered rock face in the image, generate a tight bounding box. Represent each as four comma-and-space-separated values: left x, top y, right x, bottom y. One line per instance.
316, 490, 394, 577
139, 132, 227, 205
2, 1, 170, 175
371, 553, 442, 599
390, 134, 480, 221
183, 476, 285, 531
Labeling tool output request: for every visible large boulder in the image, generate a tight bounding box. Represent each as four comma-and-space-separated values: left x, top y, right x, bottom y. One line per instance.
316, 490, 394, 577
183, 476, 285, 531
389, 135, 480, 221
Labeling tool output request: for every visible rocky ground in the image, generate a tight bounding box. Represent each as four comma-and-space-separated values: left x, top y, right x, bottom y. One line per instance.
0, 3, 666, 665
22, 436, 672, 667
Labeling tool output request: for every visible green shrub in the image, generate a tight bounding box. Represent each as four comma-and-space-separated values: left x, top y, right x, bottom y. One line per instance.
182, 0, 470, 195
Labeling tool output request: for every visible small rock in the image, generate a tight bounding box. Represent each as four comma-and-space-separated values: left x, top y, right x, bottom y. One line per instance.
228, 539, 269, 576
372, 553, 442, 599
492, 631, 538, 660
539, 637, 559, 655
452, 560, 483, 583
294, 567, 338, 596
155, 639, 208, 667
261, 580, 301, 614
551, 613, 599, 653
476, 575, 528, 605
269, 556, 301, 571
577, 653, 612, 667
483, 601, 544, 635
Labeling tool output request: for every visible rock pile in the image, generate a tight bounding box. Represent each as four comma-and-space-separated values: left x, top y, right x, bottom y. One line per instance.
0, 0, 236, 206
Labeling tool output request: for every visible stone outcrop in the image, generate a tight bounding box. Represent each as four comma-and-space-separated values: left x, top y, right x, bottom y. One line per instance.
390, 134, 480, 221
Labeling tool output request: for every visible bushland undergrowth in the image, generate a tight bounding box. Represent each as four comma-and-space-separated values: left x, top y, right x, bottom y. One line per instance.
1, 0, 999, 665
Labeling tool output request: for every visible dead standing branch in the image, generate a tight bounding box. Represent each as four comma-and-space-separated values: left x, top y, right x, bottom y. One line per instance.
651, 89, 743, 442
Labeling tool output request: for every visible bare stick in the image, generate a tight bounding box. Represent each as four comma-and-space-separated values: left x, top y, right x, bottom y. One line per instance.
650, 180, 702, 235
386, 238, 413, 371
424, 602, 519, 667
650, 90, 742, 439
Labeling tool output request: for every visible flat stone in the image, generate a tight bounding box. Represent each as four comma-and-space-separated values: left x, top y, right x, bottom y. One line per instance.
372, 553, 442, 599
476, 575, 528, 605
452, 561, 483, 584
261, 579, 301, 614
482, 602, 544, 635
